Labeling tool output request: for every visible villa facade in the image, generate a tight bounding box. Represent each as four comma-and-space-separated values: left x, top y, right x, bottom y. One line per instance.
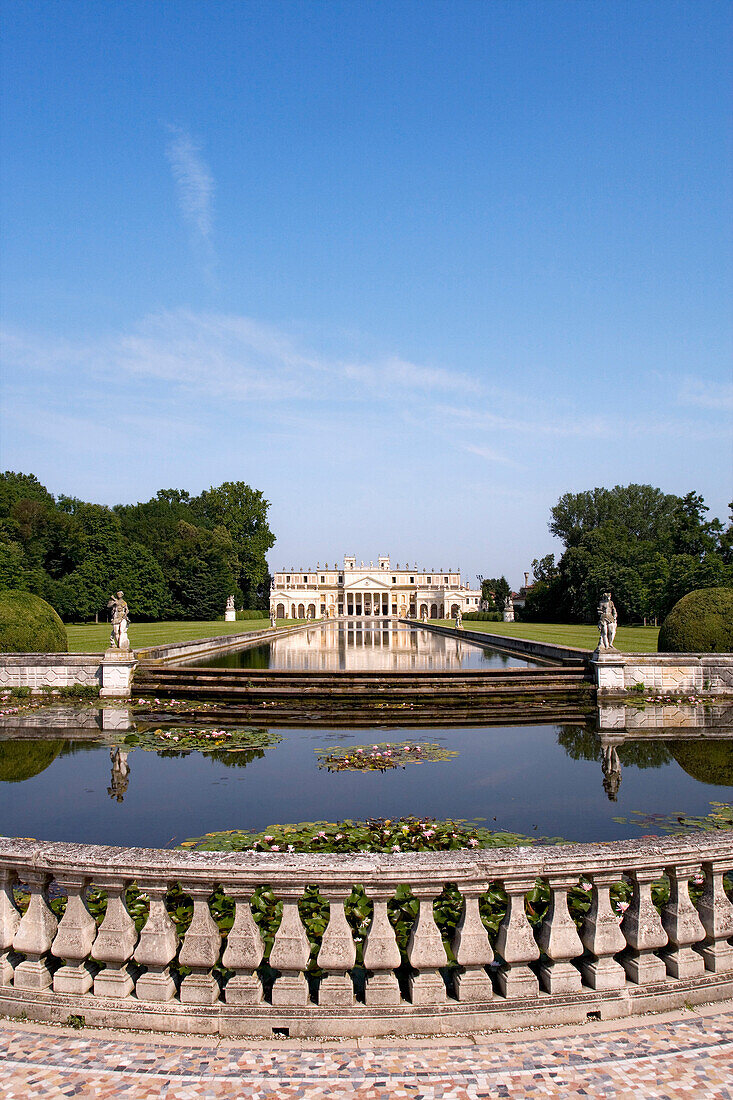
270, 555, 481, 619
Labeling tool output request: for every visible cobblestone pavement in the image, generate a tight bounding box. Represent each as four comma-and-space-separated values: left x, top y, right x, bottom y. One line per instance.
1, 1006, 732, 1098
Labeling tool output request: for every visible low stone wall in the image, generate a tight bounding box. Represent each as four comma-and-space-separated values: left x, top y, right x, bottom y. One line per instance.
136, 621, 316, 665
1, 833, 731, 1038
593, 652, 733, 697
407, 621, 590, 666
0, 654, 105, 692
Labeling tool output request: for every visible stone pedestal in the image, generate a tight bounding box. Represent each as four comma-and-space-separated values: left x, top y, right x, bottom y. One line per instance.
100, 650, 137, 698
224, 608, 236, 622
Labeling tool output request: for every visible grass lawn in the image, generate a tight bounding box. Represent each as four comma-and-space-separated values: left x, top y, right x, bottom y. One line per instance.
65, 619, 306, 654
434, 619, 660, 653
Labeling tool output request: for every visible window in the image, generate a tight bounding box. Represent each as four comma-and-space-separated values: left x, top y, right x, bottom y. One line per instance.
286, 575, 290, 583
338, 575, 343, 583
427, 576, 432, 584
320, 575, 325, 583
392, 577, 396, 584
410, 577, 414, 584
444, 576, 448, 583
303, 575, 308, 583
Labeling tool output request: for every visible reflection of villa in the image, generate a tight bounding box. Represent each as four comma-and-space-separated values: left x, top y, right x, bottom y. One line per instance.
260, 621, 484, 671
270, 555, 481, 620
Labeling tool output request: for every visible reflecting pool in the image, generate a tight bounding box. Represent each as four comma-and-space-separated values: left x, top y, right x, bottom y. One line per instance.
1, 704, 731, 849
196, 620, 536, 671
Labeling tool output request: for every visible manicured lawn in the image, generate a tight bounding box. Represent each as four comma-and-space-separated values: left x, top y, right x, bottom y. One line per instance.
434, 620, 660, 653
65, 619, 305, 654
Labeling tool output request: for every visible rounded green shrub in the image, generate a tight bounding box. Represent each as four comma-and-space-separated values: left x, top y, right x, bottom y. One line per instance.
657, 587, 733, 653
0, 589, 68, 652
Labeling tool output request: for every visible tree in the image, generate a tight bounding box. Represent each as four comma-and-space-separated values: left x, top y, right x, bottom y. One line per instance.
480, 575, 511, 611
193, 481, 275, 606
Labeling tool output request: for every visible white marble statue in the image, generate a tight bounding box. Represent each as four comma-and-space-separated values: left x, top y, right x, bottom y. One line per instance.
270, 607, 277, 627
597, 591, 618, 649
224, 594, 236, 622
107, 591, 130, 650
455, 609, 463, 629
503, 595, 515, 622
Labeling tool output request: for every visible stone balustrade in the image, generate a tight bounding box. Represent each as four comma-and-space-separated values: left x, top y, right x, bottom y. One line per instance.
0, 834, 731, 1037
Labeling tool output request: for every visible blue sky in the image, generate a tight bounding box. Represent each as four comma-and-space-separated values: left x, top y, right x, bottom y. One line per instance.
1, 0, 731, 587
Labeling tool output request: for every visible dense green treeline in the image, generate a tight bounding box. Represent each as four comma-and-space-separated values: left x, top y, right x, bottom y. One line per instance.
524, 485, 733, 624
0, 472, 275, 622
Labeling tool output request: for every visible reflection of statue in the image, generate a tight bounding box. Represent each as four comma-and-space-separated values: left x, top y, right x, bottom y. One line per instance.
107, 747, 130, 802
597, 592, 618, 649
107, 591, 130, 650
601, 743, 621, 801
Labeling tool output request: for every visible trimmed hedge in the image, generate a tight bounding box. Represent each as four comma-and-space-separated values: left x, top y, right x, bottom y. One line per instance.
0, 589, 68, 653
657, 587, 733, 653
236, 609, 269, 620
463, 611, 502, 622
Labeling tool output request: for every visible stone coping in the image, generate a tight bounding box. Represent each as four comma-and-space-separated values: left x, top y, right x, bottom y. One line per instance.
2, 831, 730, 884
403, 620, 590, 666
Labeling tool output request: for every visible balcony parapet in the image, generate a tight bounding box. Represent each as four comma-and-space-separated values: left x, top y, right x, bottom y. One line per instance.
0, 833, 731, 1037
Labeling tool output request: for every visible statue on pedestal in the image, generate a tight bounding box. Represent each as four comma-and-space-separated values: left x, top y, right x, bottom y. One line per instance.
225, 594, 236, 622
107, 591, 130, 650
597, 591, 618, 650
455, 608, 463, 629
270, 607, 277, 627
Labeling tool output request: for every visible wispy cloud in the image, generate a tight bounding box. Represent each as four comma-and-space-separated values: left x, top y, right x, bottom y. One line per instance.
165, 126, 216, 276
0, 311, 482, 408
461, 443, 521, 467
678, 377, 733, 412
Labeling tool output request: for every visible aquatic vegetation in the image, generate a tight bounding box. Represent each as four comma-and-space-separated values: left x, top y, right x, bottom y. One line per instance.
122, 725, 281, 754
614, 801, 733, 834
316, 741, 458, 772
180, 816, 563, 853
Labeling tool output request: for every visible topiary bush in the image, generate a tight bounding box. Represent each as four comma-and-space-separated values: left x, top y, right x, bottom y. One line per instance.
0, 589, 68, 652
462, 611, 502, 622
657, 587, 733, 653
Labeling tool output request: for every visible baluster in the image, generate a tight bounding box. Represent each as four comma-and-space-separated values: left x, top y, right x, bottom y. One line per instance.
51, 874, 97, 993
494, 877, 539, 998
93, 881, 138, 997
0, 868, 20, 985
451, 885, 493, 1002
695, 859, 733, 973
222, 888, 263, 1004
661, 863, 705, 979
579, 871, 627, 990
178, 885, 221, 1004
133, 884, 178, 1001
363, 888, 402, 1006
406, 886, 448, 1004
269, 888, 311, 1006
317, 888, 356, 1006
620, 868, 667, 984
12, 871, 58, 990
536, 874, 583, 993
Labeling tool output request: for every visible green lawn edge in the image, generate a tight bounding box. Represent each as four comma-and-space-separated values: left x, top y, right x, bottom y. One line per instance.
433, 620, 660, 653
65, 619, 305, 653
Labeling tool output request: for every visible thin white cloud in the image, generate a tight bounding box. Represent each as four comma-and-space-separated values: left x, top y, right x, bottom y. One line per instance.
461, 443, 521, 467
165, 127, 215, 273
0, 311, 482, 407
678, 377, 733, 411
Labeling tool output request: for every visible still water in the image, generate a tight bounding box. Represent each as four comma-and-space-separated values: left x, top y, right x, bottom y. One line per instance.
196, 620, 536, 671
1, 716, 731, 849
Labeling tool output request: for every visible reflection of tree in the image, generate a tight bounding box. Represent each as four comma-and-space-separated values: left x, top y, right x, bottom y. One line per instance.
557, 725, 600, 762
154, 747, 266, 768
617, 742, 672, 768
0, 739, 66, 782
208, 748, 266, 768
668, 741, 733, 786
556, 726, 672, 768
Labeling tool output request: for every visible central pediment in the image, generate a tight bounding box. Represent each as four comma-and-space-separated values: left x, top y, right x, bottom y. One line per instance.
342, 574, 389, 589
